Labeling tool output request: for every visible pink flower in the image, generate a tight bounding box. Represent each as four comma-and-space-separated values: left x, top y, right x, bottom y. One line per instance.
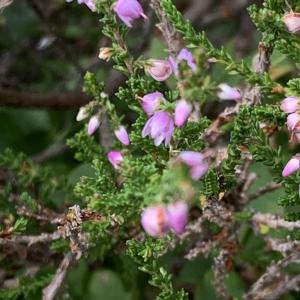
107, 151, 123, 169
114, 126, 130, 146
141, 92, 165, 116
87, 115, 100, 135
66, 0, 96, 11
280, 97, 300, 114
282, 156, 300, 177
141, 205, 169, 237
169, 48, 196, 75
175, 99, 193, 127
287, 112, 300, 131
167, 201, 188, 234
142, 111, 174, 146
217, 84, 241, 101
178, 151, 209, 180
283, 12, 300, 34
113, 0, 147, 27
146, 59, 173, 82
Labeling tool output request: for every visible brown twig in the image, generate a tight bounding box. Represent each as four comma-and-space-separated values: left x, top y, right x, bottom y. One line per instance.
252, 213, 300, 230
248, 181, 282, 201
42, 252, 74, 300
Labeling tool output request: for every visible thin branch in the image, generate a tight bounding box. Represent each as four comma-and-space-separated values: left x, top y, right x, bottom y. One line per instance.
42, 252, 74, 300
248, 182, 282, 201
0, 88, 90, 109
252, 213, 300, 230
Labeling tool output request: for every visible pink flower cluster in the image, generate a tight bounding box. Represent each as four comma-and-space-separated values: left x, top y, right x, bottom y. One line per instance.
279, 97, 300, 177
141, 201, 188, 237
140, 93, 192, 146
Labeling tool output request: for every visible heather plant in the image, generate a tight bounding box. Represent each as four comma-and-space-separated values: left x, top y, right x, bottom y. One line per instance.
2, 0, 300, 299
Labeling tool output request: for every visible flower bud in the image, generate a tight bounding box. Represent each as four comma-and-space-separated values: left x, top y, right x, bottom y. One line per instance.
282, 156, 300, 177
141, 205, 169, 237
140, 92, 164, 116
76, 106, 88, 121
175, 99, 192, 127
287, 112, 300, 131
87, 115, 100, 135
113, 0, 147, 27
145, 59, 173, 82
280, 96, 300, 114
217, 84, 241, 101
114, 126, 130, 146
177, 48, 196, 72
167, 201, 188, 235
107, 151, 123, 169
98, 47, 112, 61
283, 12, 300, 34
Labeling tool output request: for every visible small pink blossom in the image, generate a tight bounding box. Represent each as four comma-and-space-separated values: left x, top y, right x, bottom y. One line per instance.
140, 92, 165, 116
146, 59, 173, 82
282, 156, 300, 177
217, 84, 241, 101
167, 201, 188, 234
66, 0, 96, 11
175, 99, 193, 127
114, 126, 130, 146
283, 12, 300, 34
280, 97, 300, 114
178, 151, 209, 180
87, 115, 100, 135
113, 0, 147, 27
141, 205, 169, 237
169, 48, 196, 75
287, 112, 300, 131
107, 151, 123, 169
142, 111, 174, 146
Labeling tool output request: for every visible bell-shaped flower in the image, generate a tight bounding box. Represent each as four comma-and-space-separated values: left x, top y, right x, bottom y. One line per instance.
280, 97, 300, 114
178, 151, 209, 180
107, 151, 123, 169
114, 126, 130, 146
169, 48, 196, 75
175, 99, 193, 127
141, 205, 169, 237
145, 59, 173, 82
217, 84, 241, 101
87, 115, 100, 136
66, 0, 96, 11
283, 12, 300, 34
113, 0, 147, 27
140, 92, 165, 116
287, 112, 300, 131
142, 111, 174, 146
282, 156, 300, 177
167, 201, 188, 234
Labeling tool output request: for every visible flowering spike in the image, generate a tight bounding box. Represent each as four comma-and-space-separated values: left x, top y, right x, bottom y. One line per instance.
142, 111, 174, 146
107, 151, 123, 169
114, 126, 130, 146
87, 115, 100, 136
217, 84, 241, 101
283, 12, 300, 34
175, 99, 193, 127
141, 205, 169, 237
145, 59, 173, 82
140, 92, 164, 116
282, 157, 300, 177
167, 201, 188, 235
113, 0, 147, 27
280, 97, 300, 114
